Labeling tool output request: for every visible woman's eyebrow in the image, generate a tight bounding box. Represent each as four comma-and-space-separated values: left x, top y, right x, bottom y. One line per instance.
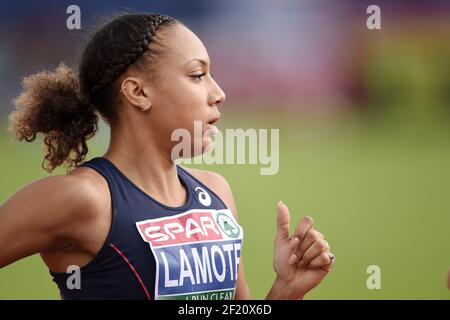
185, 58, 209, 67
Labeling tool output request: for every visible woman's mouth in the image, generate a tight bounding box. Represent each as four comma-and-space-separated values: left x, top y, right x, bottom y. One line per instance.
207, 116, 220, 125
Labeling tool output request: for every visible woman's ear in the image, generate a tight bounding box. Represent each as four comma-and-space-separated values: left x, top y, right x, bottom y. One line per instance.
120, 77, 152, 111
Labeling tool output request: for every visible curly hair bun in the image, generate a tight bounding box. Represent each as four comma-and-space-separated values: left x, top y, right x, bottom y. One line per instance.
9, 63, 98, 172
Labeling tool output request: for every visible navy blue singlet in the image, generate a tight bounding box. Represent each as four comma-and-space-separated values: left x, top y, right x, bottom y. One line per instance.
50, 157, 244, 300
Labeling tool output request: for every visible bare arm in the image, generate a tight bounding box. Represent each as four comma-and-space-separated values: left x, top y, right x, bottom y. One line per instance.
0, 174, 101, 269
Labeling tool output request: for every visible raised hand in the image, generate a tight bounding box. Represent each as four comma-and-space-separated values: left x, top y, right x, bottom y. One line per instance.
270, 201, 335, 299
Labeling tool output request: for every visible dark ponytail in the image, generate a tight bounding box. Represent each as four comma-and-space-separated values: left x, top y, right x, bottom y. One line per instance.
9, 63, 97, 172
9, 13, 178, 172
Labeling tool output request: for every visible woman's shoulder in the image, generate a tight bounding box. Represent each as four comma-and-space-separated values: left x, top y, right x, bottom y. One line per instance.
65, 165, 111, 210
12, 166, 105, 204
16, 165, 110, 225
182, 167, 231, 193
181, 167, 238, 216
38, 166, 109, 204
182, 166, 224, 183
0, 165, 111, 268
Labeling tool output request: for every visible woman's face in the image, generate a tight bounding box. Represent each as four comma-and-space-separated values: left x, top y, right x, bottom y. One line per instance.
139, 23, 226, 158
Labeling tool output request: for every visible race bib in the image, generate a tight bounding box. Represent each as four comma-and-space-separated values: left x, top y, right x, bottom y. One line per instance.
136, 209, 244, 300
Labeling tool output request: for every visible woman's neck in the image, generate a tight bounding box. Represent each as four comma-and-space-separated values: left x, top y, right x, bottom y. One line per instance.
103, 124, 187, 207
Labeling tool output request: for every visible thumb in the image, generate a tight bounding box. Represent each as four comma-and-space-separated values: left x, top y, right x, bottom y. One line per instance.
276, 201, 290, 243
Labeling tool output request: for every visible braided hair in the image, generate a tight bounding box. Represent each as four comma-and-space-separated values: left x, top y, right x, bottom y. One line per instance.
9, 13, 178, 172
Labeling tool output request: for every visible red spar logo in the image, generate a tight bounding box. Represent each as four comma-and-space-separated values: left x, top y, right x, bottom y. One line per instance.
136, 211, 223, 247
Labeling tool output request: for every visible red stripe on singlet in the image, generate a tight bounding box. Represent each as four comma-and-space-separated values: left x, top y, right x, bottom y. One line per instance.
110, 243, 152, 300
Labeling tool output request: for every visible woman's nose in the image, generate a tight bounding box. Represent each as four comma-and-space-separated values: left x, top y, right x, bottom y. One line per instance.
210, 79, 226, 106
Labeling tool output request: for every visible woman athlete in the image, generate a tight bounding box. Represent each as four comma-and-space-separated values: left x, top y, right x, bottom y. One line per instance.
0, 13, 335, 300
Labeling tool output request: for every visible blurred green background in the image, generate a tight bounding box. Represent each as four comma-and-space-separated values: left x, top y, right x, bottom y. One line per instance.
1, 0, 449, 299
1, 111, 449, 299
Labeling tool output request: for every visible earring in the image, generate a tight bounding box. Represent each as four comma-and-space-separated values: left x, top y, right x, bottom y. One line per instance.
140, 101, 150, 111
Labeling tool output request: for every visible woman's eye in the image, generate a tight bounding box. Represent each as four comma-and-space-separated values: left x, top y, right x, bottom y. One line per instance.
191, 73, 206, 80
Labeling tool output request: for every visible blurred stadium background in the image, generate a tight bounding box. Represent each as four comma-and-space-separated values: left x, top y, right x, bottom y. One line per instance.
0, 0, 449, 299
